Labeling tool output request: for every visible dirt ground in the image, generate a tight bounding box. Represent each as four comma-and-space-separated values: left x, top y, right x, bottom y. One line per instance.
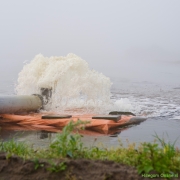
0, 152, 179, 180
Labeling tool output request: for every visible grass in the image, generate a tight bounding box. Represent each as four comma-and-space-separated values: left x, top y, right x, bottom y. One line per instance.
0, 120, 180, 174
0, 138, 34, 159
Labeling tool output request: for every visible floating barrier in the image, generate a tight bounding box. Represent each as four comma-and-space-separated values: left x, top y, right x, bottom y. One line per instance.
0, 93, 147, 134
0, 113, 147, 134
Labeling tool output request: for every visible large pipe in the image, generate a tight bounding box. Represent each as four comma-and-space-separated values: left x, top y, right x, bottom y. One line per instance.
0, 94, 43, 114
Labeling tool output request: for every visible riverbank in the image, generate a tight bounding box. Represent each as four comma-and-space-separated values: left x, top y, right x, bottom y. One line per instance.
0, 121, 180, 180
0, 152, 144, 180
1, 152, 179, 180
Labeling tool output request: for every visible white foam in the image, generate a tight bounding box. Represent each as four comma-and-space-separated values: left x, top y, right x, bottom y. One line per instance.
114, 98, 133, 112
15, 54, 134, 114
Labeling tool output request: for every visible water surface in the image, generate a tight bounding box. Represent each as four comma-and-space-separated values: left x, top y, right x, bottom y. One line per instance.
1, 79, 180, 148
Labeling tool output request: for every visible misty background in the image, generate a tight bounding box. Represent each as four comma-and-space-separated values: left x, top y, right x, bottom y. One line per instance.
0, 0, 180, 87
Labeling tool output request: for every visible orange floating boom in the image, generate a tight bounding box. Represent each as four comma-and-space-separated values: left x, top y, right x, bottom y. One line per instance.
0, 113, 147, 134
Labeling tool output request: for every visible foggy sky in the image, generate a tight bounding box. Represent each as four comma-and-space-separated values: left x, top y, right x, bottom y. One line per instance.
0, 0, 180, 85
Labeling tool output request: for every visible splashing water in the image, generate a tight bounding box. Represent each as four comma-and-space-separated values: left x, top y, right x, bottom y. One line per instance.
15, 53, 133, 114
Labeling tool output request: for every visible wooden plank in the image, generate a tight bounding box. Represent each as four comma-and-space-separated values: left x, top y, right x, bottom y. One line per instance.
92, 115, 121, 122
41, 114, 72, 119
109, 111, 136, 116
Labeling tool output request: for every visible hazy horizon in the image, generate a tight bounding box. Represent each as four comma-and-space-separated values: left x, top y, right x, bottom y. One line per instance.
0, 0, 180, 85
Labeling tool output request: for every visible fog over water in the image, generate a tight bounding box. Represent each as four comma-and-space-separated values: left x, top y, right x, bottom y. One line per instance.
0, 0, 180, 86
0, 1, 180, 147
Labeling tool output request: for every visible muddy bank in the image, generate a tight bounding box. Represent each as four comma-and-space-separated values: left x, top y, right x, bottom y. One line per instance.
0, 152, 179, 180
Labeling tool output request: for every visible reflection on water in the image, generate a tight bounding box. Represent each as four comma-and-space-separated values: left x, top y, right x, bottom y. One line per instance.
39, 131, 49, 139
0, 124, 133, 149
1, 116, 179, 149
